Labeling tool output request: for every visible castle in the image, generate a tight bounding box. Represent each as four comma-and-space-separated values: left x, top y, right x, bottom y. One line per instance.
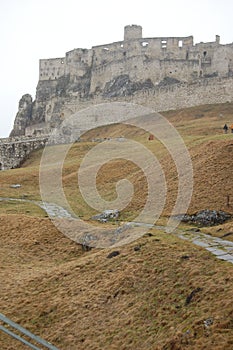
1, 25, 233, 169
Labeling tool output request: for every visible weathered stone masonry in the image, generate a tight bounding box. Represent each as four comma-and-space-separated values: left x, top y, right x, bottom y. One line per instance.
10, 25, 233, 138
0, 137, 47, 170
2, 25, 233, 169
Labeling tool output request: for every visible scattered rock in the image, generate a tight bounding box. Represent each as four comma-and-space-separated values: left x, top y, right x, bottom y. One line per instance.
107, 251, 120, 259
134, 246, 141, 252
10, 184, 21, 188
144, 232, 153, 237
181, 210, 232, 227
181, 255, 190, 260
81, 244, 92, 252
185, 287, 202, 305
204, 318, 213, 328
92, 209, 119, 223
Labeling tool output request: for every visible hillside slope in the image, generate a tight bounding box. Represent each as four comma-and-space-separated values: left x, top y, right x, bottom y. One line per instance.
0, 214, 233, 350
0, 102, 233, 349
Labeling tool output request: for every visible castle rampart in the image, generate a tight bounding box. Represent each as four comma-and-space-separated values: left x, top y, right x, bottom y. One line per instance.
2, 25, 233, 169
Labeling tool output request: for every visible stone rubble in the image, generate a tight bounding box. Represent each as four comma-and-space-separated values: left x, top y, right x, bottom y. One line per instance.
0, 197, 233, 264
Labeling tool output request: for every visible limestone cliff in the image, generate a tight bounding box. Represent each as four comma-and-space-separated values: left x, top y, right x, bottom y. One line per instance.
10, 94, 33, 136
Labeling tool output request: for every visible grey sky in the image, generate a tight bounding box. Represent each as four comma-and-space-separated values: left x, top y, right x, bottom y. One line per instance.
0, 0, 232, 137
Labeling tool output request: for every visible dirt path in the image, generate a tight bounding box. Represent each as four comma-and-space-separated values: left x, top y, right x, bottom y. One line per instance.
1, 197, 233, 264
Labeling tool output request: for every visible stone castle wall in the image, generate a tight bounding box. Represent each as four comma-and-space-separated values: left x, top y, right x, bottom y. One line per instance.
9, 25, 233, 138
1, 75, 233, 170
0, 137, 48, 170
39, 75, 233, 118
2, 25, 233, 170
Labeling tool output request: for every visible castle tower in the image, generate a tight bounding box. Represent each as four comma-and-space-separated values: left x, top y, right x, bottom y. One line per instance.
124, 25, 142, 41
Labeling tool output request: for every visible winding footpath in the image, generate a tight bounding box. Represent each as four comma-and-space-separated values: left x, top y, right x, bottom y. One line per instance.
1, 197, 233, 264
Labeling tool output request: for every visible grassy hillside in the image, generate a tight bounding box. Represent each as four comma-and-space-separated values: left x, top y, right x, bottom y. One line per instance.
1, 103, 233, 218
0, 102, 233, 349
0, 215, 233, 349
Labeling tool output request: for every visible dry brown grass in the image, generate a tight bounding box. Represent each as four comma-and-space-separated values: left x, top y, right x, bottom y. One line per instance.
0, 102, 233, 349
202, 221, 233, 242
0, 215, 233, 350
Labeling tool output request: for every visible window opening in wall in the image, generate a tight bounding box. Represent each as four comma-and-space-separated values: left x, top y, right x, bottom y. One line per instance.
141, 41, 148, 47
178, 40, 183, 48
203, 51, 207, 57
123, 51, 126, 56
120, 44, 124, 48
103, 47, 109, 51
161, 40, 167, 49
61, 60, 64, 64
0, 163, 2, 170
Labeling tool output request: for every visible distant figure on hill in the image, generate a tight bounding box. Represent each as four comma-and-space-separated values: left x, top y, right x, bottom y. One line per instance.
223, 124, 228, 133
230, 124, 233, 133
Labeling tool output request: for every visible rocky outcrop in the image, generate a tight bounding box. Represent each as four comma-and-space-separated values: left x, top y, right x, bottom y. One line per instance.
92, 209, 120, 223
8, 25, 233, 138
158, 76, 181, 87
10, 94, 33, 137
103, 75, 154, 98
181, 210, 232, 226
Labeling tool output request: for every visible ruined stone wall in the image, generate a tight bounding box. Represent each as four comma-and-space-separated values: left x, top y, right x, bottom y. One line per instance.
39, 58, 66, 81
5, 24, 233, 168
132, 75, 233, 110
0, 137, 48, 170
2, 76, 233, 171
34, 26, 231, 109
36, 26, 223, 94
56, 75, 233, 116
